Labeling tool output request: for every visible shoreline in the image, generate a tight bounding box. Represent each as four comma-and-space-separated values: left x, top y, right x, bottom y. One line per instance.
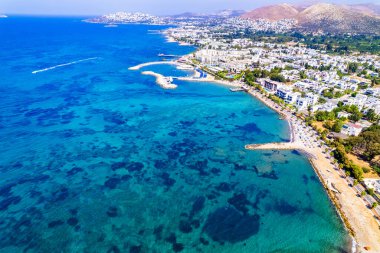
131, 36, 380, 252
244, 87, 380, 253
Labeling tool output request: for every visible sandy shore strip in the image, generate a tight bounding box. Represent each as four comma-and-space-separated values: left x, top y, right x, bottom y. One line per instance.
245, 87, 380, 253
141, 71, 177, 89
128, 61, 178, 71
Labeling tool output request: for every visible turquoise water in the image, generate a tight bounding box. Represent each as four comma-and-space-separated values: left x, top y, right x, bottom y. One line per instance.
0, 17, 350, 252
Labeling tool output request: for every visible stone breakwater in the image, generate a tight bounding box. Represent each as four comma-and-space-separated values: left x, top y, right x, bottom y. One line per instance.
141, 71, 177, 89
128, 61, 178, 70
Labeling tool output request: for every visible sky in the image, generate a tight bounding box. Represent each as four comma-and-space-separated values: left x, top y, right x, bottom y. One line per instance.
1, 0, 378, 16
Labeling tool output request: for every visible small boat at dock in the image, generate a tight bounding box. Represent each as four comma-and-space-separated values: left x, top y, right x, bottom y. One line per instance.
158, 53, 177, 57
230, 88, 245, 92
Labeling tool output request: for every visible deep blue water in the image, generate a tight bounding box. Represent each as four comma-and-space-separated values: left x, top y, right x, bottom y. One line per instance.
0, 17, 350, 252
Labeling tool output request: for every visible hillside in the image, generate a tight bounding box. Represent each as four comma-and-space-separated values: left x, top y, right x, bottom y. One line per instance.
241, 4, 299, 21
241, 3, 380, 34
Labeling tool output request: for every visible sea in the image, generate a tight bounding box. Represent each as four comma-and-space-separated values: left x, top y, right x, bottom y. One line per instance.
0, 17, 350, 253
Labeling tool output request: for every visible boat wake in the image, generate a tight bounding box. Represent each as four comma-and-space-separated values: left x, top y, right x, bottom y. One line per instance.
32, 57, 98, 74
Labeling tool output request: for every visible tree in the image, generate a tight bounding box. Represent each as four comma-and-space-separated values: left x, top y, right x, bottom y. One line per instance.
318, 97, 327, 104
350, 164, 363, 181
347, 62, 359, 74
269, 73, 285, 82
299, 70, 307, 79
349, 111, 363, 122
332, 120, 343, 133
366, 109, 377, 122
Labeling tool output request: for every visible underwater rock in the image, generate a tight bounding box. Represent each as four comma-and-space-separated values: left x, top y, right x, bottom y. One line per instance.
190, 196, 205, 217
67, 217, 79, 227
0, 196, 22, 211
51, 187, 69, 202
199, 237, 209, 245
179, 120, 196, 127
234, 164, 247, 171
67, 167, 83, 176
302, 174, 309, 185
160, 172, 176, 187
178, 220, 192, 233
129, 245, 141, 253
188, 160, 209, 176
48, 220, 64, 228
165, 233, 177, 244
127, 162, 144, 172
235, 122, 262, 133
0, 183, 16, 197
107, 245, 121, 253
203, 206, 260, 243
215, 182, 234, 192
227, 193, 251, 215
154, 160, 168, 170
274, 200, 299, 215
111, 162, 127, 171
104, 177, 121, 189
172, 243, 184, 252
153, 225, 164, 240
210, 168, 221, 175
168, 131, 177, 137
107, 207, 118, 217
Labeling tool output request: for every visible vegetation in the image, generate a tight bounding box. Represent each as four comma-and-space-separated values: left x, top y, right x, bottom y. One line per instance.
269, 73, 285, 82
228, 31, 380, 55
344, 125, 380, 164
332, 142, 364, 180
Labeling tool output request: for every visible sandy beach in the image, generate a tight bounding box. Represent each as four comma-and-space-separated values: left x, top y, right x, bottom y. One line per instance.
132, 57, 380, 251
244, 86, 380, 253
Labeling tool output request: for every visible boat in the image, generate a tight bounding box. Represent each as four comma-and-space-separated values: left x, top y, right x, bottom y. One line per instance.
176, 65, 194, 70
0, 15, 7, 18
230, 88, 244, 92
104, 24, 118, 28
158, 53, 177, 57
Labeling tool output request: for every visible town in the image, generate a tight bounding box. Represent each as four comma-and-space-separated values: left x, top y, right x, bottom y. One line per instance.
184, 41, 380, 185
88, 11, 380, 250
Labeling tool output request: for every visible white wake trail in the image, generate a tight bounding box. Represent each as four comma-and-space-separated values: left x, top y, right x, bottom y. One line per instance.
32, 57, 98, 74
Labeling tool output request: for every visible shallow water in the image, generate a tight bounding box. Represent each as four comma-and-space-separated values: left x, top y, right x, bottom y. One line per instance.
0, 17, 350, 252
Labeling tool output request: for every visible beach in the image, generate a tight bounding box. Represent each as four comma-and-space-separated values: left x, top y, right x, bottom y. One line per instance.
130, 55, 380, 252
244, 86, 380, 253
132, 57, 380, 251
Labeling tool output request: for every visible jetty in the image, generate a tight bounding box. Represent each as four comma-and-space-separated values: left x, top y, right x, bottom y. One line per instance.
141, 71, 177, 89
128, 61, 178, 71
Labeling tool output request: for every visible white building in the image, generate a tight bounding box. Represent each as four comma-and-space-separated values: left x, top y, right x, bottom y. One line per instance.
363, 179, 380, 195
341, 122, 363, 136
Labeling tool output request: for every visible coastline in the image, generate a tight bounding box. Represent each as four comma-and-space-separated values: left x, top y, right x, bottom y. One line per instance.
244, 87, 380, 253
133, 32, 380, 252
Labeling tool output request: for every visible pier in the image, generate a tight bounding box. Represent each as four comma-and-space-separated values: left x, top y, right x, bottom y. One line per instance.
128, 61, 178, 70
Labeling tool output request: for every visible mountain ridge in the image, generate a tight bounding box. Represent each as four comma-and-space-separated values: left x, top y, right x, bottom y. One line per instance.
241, 2, 380, 34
